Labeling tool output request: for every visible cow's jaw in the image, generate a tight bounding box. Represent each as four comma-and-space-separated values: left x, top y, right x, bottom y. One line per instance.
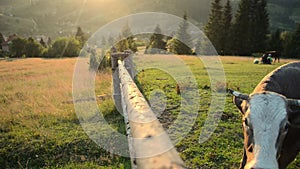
245, 93, 287, 169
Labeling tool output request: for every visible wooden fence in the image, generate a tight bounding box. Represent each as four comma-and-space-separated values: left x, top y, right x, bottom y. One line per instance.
111, 51, 186, 169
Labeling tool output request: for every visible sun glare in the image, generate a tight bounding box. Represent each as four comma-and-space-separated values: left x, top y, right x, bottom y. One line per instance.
84, 1, 130, 13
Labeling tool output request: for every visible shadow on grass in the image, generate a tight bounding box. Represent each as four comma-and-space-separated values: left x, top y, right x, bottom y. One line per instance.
0, 113, 130, 169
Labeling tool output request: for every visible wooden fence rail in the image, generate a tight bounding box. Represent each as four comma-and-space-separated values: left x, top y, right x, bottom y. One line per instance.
111, 52, 186, 169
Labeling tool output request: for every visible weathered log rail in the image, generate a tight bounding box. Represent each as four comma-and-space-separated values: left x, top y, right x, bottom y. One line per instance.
111, 51, 186, 169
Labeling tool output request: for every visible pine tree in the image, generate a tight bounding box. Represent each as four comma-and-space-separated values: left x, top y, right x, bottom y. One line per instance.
40, 38, 47, 48
145, 24, 166, 54
232, 0, 252, 55
268, 29, 282, 56
75, 26, 86, 48
232, 0, 269, 55
99, 49, 111, 71
281, 31, 295, 58
176, 13, 193, 48
250, 0, 269, 53
195, 37, 214, 55
221, 0, 233, 55
121, 24, 137, 52
115, 34, 129, 52
205, 0, 223, 53
292, 24, 300, 58
47, 37, 52, 47
89, 49, 99, 71
167, 13, 192, 55
0, 33, 4, 51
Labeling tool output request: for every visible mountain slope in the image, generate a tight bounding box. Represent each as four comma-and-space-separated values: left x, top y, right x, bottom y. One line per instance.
0, 0, 299, 37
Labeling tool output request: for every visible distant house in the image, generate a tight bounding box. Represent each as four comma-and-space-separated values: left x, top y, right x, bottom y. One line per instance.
1, 34, 18, 53
35, 35, 51, 47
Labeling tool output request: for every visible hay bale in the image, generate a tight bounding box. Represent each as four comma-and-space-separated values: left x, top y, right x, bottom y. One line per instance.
253, 59, 260, 64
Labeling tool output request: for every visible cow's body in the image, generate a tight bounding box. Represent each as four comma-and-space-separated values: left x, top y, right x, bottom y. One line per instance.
231, 62, 300, 169
261, 51, 280, 64
253, 62, 300, 169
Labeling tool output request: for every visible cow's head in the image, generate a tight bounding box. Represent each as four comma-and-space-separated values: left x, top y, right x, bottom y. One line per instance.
229, 89, 300, 169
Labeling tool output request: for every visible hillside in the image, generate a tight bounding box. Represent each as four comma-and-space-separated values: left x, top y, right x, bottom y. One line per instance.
0, 0, 299, 37
0, 0, 211, 37
268, 0, 300, 31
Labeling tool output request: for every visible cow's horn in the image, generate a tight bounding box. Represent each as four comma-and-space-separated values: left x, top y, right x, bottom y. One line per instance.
287, 99, 300, 106
228, 89, 249, 100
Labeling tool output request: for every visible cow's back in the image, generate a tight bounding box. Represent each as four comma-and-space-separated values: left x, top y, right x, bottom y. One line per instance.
253, 62, 300, 99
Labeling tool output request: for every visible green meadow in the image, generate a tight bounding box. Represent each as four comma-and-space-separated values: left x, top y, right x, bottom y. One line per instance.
134, 55, 300, 169
0, 56, 299, 168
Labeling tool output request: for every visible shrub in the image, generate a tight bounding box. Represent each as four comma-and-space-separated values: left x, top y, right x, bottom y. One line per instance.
44, 37, 81, 58
24, 38, 43, 57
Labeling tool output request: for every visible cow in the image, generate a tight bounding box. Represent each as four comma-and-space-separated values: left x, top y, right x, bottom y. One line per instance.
229, 61, 300, 169
261, 51, 279, 64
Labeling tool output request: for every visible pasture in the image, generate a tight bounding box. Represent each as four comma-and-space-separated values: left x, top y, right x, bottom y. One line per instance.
0, 58, 129, 169
0, 56, 299, 168
134, 55, 300, 169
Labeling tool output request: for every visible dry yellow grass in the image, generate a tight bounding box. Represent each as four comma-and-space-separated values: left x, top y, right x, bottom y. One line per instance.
1, 59, 74, 114
0, 58, 112, 127
0, 58, 130, 169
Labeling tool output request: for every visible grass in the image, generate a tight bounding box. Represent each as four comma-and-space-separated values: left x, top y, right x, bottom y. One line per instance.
134, 55, 300, 169
0, 58, 130, 169
0, 56, 299, 169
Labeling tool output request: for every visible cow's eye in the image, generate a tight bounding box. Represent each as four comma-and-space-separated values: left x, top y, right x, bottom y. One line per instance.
283, 123, 289, 132
247, 144, 253, 153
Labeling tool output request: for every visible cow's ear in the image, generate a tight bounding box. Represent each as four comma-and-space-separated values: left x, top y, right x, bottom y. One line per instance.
233, 96, 247, 114
229, 89, 249, 114
287, 110, 300, 127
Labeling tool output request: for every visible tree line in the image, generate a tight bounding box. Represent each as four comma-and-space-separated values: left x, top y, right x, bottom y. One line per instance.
205, 0, 270, 56
144, 0, 300, 58
205, 0, 300, 58
0, 27, 86, 58
2, 0, 300, 60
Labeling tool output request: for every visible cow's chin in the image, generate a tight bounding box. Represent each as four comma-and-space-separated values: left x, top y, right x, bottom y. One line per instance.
244, 160, 256, 169
244, 161, 279, 169
244, 152, 279, 169
244, 151, 254, 168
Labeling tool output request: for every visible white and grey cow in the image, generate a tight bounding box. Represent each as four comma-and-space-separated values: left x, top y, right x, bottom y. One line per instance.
230, 62, 300, 169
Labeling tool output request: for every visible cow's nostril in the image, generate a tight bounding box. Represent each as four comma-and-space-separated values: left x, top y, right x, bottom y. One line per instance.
248, 145, 253, 153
